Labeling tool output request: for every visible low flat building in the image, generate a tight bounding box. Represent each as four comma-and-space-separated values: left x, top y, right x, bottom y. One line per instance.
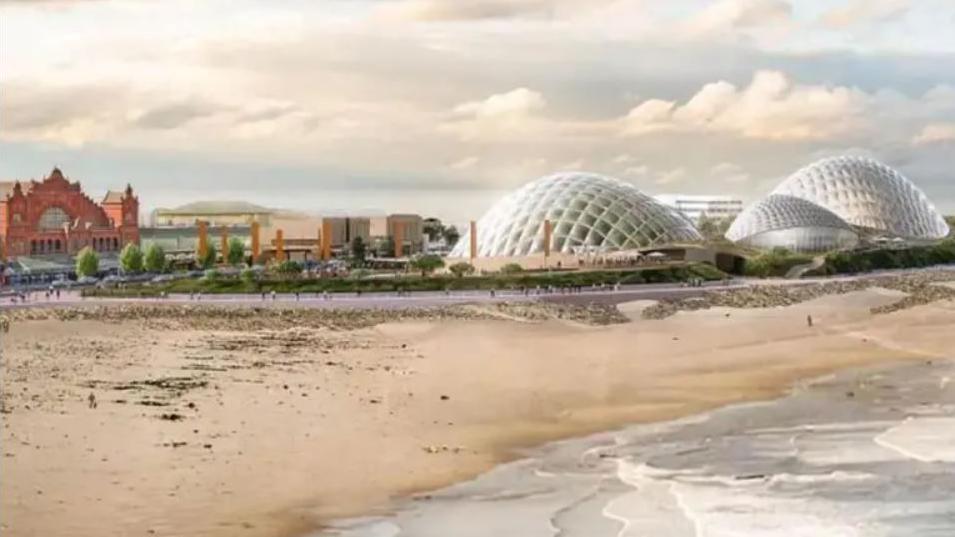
371, 214, 424, 256
654, 194, 743, 223
151, 201, 273, 228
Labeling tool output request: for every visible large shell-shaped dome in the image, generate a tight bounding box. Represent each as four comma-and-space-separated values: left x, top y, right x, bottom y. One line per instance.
773, 156, 949, 239
450, 172, 702, 257
726, 194, 859, 253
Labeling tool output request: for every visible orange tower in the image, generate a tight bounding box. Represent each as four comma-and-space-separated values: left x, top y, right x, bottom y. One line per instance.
274, 229, 286, 262
196, 220, 208, 260
469, 220, 477, 260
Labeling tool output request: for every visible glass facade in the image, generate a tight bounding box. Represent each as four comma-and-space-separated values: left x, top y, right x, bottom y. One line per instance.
450, 172, 702, 258
726, 194, 859, 253
773, 156, 950, 239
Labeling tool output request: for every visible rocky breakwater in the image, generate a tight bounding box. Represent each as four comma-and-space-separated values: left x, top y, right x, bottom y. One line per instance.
643, 270, 955, 320
0, 301, 628, 331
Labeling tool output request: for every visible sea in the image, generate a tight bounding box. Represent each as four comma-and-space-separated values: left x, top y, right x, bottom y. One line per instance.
314, 360, 955, 537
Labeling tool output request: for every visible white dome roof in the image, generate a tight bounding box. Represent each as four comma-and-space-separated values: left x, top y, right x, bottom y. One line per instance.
773, 156, 949, 240
726, 194, 859, 253
450, 172, 702, 257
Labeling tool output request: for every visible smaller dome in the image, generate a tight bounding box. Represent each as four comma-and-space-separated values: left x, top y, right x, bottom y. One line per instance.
727, 194, 859, 253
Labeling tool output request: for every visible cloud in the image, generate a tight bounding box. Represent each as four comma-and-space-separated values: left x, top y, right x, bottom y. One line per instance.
655, 167, 687, 185
913, 123, 955, 145
820, 0, 911, 29
131, 99, 226, 130
378, 0, 557, 21
623, 70, 867, 141
685, 0, 792, 34
453, 87, 546, 118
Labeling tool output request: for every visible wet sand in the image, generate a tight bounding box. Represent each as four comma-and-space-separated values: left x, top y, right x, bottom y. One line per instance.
2, 289, 955, 536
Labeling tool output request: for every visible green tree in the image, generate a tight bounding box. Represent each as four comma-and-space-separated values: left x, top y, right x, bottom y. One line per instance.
119, 243, 144, 274
226, 237, 246, 266
411, 254, 445, 276
143, 244, 166, 273
442, 225, 461, 247
196, 243, 217, 269
75, 247, 99, 278
350, 236, 367, 265
448, 261, 475, 278
500, 262, 524, 275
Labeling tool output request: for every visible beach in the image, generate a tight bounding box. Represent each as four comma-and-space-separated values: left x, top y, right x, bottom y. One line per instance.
2, 274, 955, 536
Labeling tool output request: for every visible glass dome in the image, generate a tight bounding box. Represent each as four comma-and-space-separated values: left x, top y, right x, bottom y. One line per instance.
450, 172, 702, 258
773, 156, 949, 239
726, 194, 859, 253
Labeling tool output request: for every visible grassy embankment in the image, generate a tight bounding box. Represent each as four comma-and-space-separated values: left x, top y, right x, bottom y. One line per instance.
82, 263, 728, 297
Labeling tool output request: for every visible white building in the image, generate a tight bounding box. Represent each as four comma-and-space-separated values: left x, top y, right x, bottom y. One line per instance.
654, 194, 744, 223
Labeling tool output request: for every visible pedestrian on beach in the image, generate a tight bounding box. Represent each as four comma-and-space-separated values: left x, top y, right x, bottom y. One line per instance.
295, 291, 300, 301
807, 314, 814, 327
271, 290, 276, 301
87, 392, 97, 409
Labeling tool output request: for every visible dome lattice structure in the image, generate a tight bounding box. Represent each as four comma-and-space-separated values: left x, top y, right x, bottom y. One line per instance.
450, 172, 702, 258
726, 194, 859, 253
773, 156, 949, 240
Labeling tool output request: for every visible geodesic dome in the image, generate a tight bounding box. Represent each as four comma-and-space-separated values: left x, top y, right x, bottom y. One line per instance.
449, 172, 702, 258
726, 194, 859, 253
773, 156, 949, 240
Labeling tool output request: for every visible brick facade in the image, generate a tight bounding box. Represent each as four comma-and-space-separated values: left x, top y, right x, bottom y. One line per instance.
0, 168, 139, 259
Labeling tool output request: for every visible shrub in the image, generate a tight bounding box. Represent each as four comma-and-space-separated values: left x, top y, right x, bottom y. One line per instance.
202, 269, 221, 281
144, 244, 166, 273
448, 262, 475, 278
119, 243, 144, 274
240, 267, 258, 284
275, 260, 303, 277
75, 247, 99, 278
500, 263, 524, 275
743, 249, 812, 278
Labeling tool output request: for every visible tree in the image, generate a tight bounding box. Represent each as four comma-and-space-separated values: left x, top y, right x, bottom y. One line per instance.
500, 262, 524, 274
448, 262, 475, 278
350, 236, 367, 265
196, 243, 217, 269
226, 237, 245, 266
411, 254, 445, 276
240, 267, 258, 284
442, 225, 461, 248
119, 243, 144, 274
423, 217, 443, 242
144, 244, 166, 273
75, 247, 99, 278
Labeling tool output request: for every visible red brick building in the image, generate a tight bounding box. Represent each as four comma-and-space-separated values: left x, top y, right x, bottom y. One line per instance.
0, 168, 139, 260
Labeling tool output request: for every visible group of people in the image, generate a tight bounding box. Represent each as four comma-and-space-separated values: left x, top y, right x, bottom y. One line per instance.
7, 286, 61, 304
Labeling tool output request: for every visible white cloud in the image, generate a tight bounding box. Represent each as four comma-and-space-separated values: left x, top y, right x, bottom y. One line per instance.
453, 87, 546, 118
623, 70, 867, 141
655, 167, 687, 185
684, 0, 792, 35
913, 123, 955, 145
820, 0, 911, 29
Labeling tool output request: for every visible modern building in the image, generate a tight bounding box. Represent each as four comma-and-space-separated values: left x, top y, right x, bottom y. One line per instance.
323, 217, 371, 249
773, 156, 950, 240
151, 201, 273, 228
0, 168, 139, 259
371, 214, 424, 256
450, 172, 702, 258
654, 194, 744, 223
726, 194, 859, 253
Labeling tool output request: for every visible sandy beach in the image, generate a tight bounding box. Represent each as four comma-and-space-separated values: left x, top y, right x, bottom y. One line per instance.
2, 275, 955, 537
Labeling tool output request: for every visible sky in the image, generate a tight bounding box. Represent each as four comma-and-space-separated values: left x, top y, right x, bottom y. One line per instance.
2, 0, 955, 222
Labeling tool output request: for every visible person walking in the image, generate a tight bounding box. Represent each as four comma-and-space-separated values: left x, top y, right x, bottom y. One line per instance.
807, 314, 814, 328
